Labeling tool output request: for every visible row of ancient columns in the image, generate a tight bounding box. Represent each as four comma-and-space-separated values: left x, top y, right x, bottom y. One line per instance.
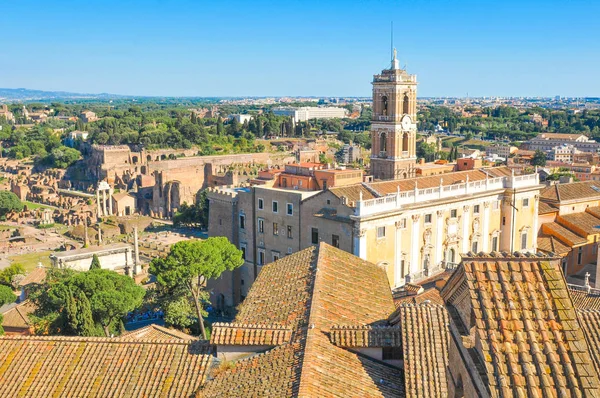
96, 184, 113, 217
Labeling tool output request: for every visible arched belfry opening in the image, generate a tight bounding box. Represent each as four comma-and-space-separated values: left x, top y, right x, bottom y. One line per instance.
402, 133, 409, 152
403, 93, 410, 115
380, 133, 387, 153
381, 96, 388, 116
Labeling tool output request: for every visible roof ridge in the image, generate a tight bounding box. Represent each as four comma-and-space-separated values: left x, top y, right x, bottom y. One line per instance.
0, 335, 195, 345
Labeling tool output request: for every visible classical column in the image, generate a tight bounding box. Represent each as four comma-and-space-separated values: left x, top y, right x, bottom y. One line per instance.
353, 225, 367, 260
482, 202, 491, 252
435, 210, 444, 265
102, 189, 107, 216
108, 188, 113, 215
532, 195, 539, 252
411, 214, 420, 275
394, 220, 403, 287
462, 205, 470, 253
96, 189, 101, 218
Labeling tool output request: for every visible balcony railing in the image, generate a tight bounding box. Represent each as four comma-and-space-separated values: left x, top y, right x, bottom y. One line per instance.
354, 173, 539, 217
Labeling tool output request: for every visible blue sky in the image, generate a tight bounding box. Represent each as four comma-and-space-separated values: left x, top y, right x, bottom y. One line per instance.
1, 0, 598, 97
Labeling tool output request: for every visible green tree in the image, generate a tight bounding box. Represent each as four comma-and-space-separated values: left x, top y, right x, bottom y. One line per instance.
89, 254, 101, 270
150, 237, 243, 339
30, 269, 145, 337
532, 150, 547, 167
0, 191, 24, 218
0, 285, 16, 306
0, 263, 25, 287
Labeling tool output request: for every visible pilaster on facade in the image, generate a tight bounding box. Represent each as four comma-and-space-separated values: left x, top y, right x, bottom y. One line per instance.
410, 214, 421, 275
482, 201, 491, 252
462, 206, 470, 253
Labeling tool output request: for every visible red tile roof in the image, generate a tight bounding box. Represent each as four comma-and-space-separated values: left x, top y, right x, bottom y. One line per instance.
120, 324, 197, 341
0, 336, 212, 397
329, 325, 402, 348
389, 304, 449, 397
198, 243, 404, 398
210, 323, 292, 346
442, 252, 600, 397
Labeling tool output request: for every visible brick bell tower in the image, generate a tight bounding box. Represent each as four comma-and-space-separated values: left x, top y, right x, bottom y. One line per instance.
370, 49, 418, 180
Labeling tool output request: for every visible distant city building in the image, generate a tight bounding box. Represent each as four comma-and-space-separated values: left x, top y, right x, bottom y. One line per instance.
230, 114, 254, 124
65, 130, 89, 147
338, 144, 361, 164
50, 243, 140, 275
80, 110, 98, 123
525, 133, 600, 153
486, 143, 516, 159
272, 106, 348, 122
549, 144, 581, 163
0, 104, 15, 123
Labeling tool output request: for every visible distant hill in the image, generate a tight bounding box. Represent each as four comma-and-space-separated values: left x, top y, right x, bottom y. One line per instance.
0, 88, 126, 101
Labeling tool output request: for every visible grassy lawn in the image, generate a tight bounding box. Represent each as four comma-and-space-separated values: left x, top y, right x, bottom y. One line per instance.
8, 250, 52, 273
23, 201, 53, 210
0, 224, 18, 231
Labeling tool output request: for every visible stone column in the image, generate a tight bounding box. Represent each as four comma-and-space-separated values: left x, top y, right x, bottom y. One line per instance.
482, 202, 491, 252
98, 223, 102, 245
394, 221, 403, 287
133, 227, 140, 275
411, 214, 420, 276
96, 189, 101, 218
462, 206, 470, 253
108, 189, 113, 215
435, 210, 444, 265
353, 224, 367, 260
102, 189, 107, 216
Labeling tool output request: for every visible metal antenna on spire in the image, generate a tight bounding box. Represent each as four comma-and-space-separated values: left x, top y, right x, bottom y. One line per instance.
390, 21, 394, 63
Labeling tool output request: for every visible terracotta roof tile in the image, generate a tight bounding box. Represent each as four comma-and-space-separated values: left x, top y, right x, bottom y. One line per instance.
442, 254, 600, 397
1, 300, 35, 330
538, 201, 558, 215
17, 267, 47, 287
389, 304, 449, 398
199, 243, 404, 398
329, 325, 402, 348
0, 336, 212, 397
120, 324, 196, 341
540, 181, 600, 203
537, 234, 572, 256
570, 290, 600, 311
541, 221, 588, 246
559, 211, 600, 236
210, 323, 292, 346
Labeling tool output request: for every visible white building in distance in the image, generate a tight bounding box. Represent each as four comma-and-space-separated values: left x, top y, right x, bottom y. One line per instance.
272, 106, 348, 122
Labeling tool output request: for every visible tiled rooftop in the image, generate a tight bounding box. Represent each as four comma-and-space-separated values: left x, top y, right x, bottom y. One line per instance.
537, 234, 572, 256
541, 221, 588, 246
120, 324, 197, 341
540, 181, 600, 203
198, 243, 404, 398
210, 323, 292, 346
389, 304, 449, 398
442, 253, 600, 397
0, 336, 212, 397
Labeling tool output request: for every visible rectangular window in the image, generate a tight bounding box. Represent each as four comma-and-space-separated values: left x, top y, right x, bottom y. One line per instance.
493, 200, 500, 210
502, 217, 506, 226
472, 241, 478, 253
240, 245, 246, 260
258, 250, 265, 266
450, 209, 457, 218
287, 203, 293, 215
273, 222, 279, 235
578, 247, 583, 265
258, 198, 264, 210
258, 218, 264, 233
424, 214, 432, 224
377, 226, 386, 238
311, 228, 319, 244
272, 251, 280, 262
491, 236, 498, 251
521, 233, 527, 250
326, 199, 331, 205
239, 214, 245, 230
272, 201, 278, 213
473, 205, 480, 214
399, 218, 407, 229
332, 234, 340, 248
522, 198, 530, 208
287, 225, 293, 239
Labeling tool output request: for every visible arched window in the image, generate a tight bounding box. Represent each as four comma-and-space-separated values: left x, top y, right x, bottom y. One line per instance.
380, 133, 387, 153
381, 96, 388, 116
403, 93, 410, 114
402, 133, 409, 152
